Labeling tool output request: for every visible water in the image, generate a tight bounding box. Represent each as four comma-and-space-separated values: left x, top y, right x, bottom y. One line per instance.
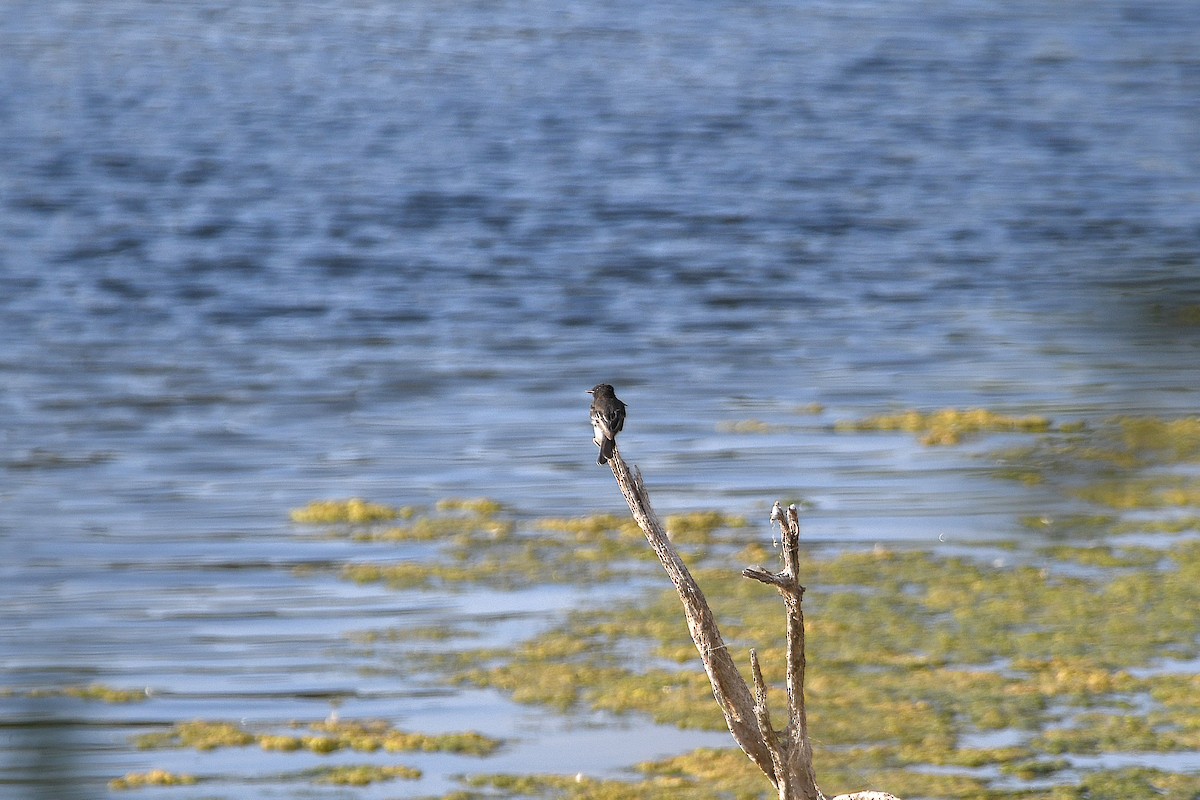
2, 0, 1199, 796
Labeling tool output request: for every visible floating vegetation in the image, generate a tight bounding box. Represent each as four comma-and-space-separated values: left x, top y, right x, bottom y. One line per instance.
1035, 544, 1163, 569
134, 718, 500, 757
1064, 768, 1200, 800
1174, 304, 1200, 326
135, 720, 255, 751
445, 760, 1200, 800
992, 415, 1200, 526
119, 430, 1200, 800
995, 416, 1200, 477
664, 510, 748, 542
1033, 712, 1193, 755
423, 529, 1200, 798
716, 418, 785, 433
290, 497, 411, 524
312, 764, 422, 785
292, 495, 515, 544
436, 496, 506, 516
835, 407, 1052, 445
108, 769, 197, 790
1072, 475, 1200, 510
1018, 514, 1118, 537
306, 719, 501, 755
329, 503, 748, 591
716, 403, 824, 434
453, 765, 755, 800
19, 683, 148, 703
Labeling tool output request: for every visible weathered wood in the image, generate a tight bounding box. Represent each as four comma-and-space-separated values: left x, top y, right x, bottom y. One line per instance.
751, 649, 793, 800
606, 447, 776, 781
743, 502, 820, 799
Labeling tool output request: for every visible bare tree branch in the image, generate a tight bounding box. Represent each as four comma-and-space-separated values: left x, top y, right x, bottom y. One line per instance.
744, 502, 820, 799
602, 444, 902, 800
606, 447, 775, 780
751, 649, 794, 800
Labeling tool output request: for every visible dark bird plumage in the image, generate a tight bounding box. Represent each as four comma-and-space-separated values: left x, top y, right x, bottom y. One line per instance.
587, 383, 626, 465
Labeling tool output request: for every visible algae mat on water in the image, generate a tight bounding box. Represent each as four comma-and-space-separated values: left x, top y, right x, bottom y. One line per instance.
116, 415, 1200, 798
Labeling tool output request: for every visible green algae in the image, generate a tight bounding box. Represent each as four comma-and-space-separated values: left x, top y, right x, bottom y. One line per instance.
835, 408, 1052, 445
423, 531, 1200, 798
302, 481, 1200, 798
305, 719, 501, 755
312, 764, 422, 785
331, 504, 746, 591
443, 758, 1200, 800
1033, 712, 1195, 755
717, 419, 786, 434
19, 683, 148, 703
61, 683, 148, 703
437, 496, 507, 515
451, 763, 761, 800
290, 497, 411, 524
449, 747, 1007, 800
1017, 514, 1119, 538
832, 412, 1200, 521
110, 762, 421, 791
109, 769, 198, 790
134, 718, 500, 756
993, 416, 1200, 512
1036, 544, 1163, 569
277, 437, 1200, 800
1072, 475, 1200, 510
135, 720, 255, 750
1050, 768, 1200, 800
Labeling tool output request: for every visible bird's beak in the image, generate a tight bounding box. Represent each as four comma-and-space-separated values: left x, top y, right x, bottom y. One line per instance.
586, 389, 594, 394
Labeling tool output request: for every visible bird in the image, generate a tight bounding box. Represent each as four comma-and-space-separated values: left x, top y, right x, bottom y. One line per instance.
587, 384, 626, 465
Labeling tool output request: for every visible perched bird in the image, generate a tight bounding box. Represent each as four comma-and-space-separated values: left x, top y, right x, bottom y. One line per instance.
587, 383, 626, 465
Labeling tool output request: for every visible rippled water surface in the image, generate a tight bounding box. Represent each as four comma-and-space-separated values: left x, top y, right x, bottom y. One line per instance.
2, 0, 1199, 796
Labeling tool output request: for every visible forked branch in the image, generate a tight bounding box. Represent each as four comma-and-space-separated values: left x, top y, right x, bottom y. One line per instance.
603, 446, 899, 800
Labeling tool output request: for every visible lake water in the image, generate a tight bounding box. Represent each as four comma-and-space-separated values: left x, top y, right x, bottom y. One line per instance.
2, 0, 1199, 797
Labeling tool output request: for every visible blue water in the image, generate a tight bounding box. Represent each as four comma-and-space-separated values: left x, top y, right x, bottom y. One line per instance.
2, 0, 1199, 796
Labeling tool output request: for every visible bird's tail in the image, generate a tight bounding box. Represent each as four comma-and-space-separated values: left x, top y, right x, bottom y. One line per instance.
598, 437, 615, 464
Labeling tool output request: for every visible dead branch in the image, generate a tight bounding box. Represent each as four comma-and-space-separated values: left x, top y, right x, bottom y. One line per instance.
742, 501, 819, 799
603, 445, 901, 800
606, 446, 775, 781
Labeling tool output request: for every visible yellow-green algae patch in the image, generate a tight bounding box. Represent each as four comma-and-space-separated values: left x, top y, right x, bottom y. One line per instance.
285, 453, 1200, 799
992, 416, 1200, 513
135, 720, 255, 750
134, 718, 500, 756
425, 533, 1200, 798
312, 764, 422, 785
447, 746, 1019, 800
290, 497, 412, 524
1033, 712, 1200, 755
109, 769, 197, 790
1036, 544, 1163, 569
20, 683, 148, 703
1056, 768, 1200, 800
329, 504, 752, 592
436, 496, 507, 516
1072, 475, 1200, 510
440, 758, 1200, 800
835, 407, 1052, 445
716, 419, 787, 434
